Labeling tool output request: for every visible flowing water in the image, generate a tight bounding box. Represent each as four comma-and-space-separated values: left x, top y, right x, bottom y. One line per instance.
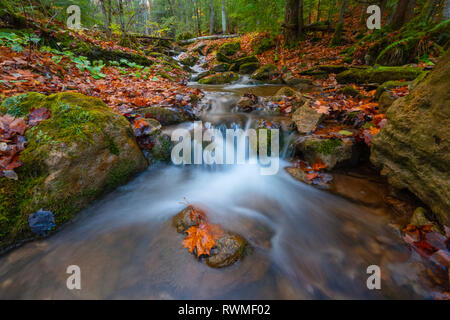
0, 64, 441, 300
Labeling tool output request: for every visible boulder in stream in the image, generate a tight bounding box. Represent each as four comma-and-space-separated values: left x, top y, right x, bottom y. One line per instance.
198, 72, 239, 85
250, 64, 279, 81
0, 92, 148, 249
291, 101, 325, 134
137, 106, 194, 125
212, 63, 230, 72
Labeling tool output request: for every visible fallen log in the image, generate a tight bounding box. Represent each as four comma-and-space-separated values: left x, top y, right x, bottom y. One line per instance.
178, 34, 240, 44
304, 22, 334, 32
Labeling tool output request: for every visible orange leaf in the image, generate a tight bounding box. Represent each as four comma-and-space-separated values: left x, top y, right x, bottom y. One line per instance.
182, 223, 217, 257
312, 159, 328, 171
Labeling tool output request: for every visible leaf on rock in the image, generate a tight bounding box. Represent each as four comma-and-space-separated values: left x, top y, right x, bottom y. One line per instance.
182, 223, 217, 258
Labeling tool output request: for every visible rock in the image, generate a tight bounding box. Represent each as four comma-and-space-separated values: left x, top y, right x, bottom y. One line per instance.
0, 92, 148, 249
337, 86, 359, 97
410, 207, 433, 227
250, 64, 279, 81
205, 232, 247, 268
198, 72, 239, 85
147, 130, 172, 163
378, 91, 397, 113
375, 81, 410, 100
370, 50, 450, 226
218, 41, 241, 56
230, 55, 259, 72
282, 72, 312, 86
216, 52, 233, 64
291, 101, 325, 134
211, 63, 230, 72
236, 97, 256, 112
179, 53, 199, 67
239, 62, 259, 74
191, 41, 207, 54
191, 70, 211, 82
173, 207, 198, 233
336, 66, 423, 84
142, 118, 162, 133
285, 167, 312, 185
274, 87, 300, 98
137, 106, 194, 125
300, 65, 348, 76
296, 136, 359, 170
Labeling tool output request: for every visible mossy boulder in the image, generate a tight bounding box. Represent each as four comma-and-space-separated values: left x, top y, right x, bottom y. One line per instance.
230, 55, 259, 72
250, 64, 278, 81
179, 53, 199, 67
212, 63, 230, 72
378, 91, 398, 113
218, 42, 241, 56
296, 137, 359, 170
371, 49, 450, 227
252, 37, 276, 54
336, 66, 423, 84
0, 92, 148, 250
300, 65, 348, 76
239, 62, 259, 74
198, 72, 239, 85
216, 52, 233, 64
137, 106, 194, 126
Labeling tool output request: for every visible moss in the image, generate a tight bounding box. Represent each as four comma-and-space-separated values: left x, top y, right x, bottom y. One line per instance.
0, 92, 146, 250
239, 62, 259, 74
375, 37, 420, 66
338, 86, 359, 97
375, 81, 409, 100
218, 41, 241, 56
198, 72, 239, 85
250, 64, 278, 81
308, 139, 343, 155
216, 51, 233, 64
331, 23, 343, 47
252, 37, 276, 54
336, 66, 423, 84
149, 131, 172, 163
229, 55, 259, 71
0, 2, 27, 28
0, 92, 46, 117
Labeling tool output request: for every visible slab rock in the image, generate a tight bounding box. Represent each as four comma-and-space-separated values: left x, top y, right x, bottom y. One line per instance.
371, 49, 450, 226
292, 101, 325, 134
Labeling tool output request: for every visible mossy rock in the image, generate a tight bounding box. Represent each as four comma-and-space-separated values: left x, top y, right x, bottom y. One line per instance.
252, 37, 276, 54
338, 86, 360, 97
250, 64, 278, 81
137, 107, 194, 125
212, 63, 230, 72
0, 92, 148, 250
336, 66, 423, 84
147, 130, 172, 163
229, 55, 259, 72
198, 72, 239, 85
375, 81, 409, 100
371, 49, 450, 227
300, 65, 348, 76
216, 51, 233, 64
218, 42, 241, 56
239, 62, 259, 74
179, 53, 199, 67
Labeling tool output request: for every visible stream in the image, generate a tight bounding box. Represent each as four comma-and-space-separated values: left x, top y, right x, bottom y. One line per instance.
0, 60, 440, 300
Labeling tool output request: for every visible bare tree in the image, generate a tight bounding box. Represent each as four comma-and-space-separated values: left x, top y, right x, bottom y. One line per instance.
209, 0, 214, 35
221, 0, 227, 34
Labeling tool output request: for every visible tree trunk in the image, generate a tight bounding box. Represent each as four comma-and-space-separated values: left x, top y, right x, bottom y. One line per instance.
316, 0, 322, 22
118, 0, 125, 34
107, 0, 112, 26
99, 0, 111, 37
327, 0, 336, 23
390, 0, 410, 30
209, 0, 214, 35
221, 0, 227, 34
360, 3, 367, 26
284, 0, 300, 47
167, 0, 175, 16
405, 0, 417, 23
298, 0, 304, 38
331, 0, 346, 46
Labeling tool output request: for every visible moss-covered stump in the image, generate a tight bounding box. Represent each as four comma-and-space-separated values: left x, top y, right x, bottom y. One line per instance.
371, 50, 450, 227
218, 42, 241, 56
336, 66, 423, 84
250, 64, 279, 81
198, 72, 239, 85
137, 106, 194, 125
0, 92, 148, 250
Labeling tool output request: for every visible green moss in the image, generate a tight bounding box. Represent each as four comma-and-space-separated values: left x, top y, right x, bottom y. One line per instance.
149, 131, 172, 163
375, 37, 420, 66
0, 92, 46, 117
218, 42, 241, 56
252, 37, 276, 54
336, 66, 423, 84
338, 86, 359, 97
308, 139, 343, 155
198, 72, 239, 85
331, 23, 343, 47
